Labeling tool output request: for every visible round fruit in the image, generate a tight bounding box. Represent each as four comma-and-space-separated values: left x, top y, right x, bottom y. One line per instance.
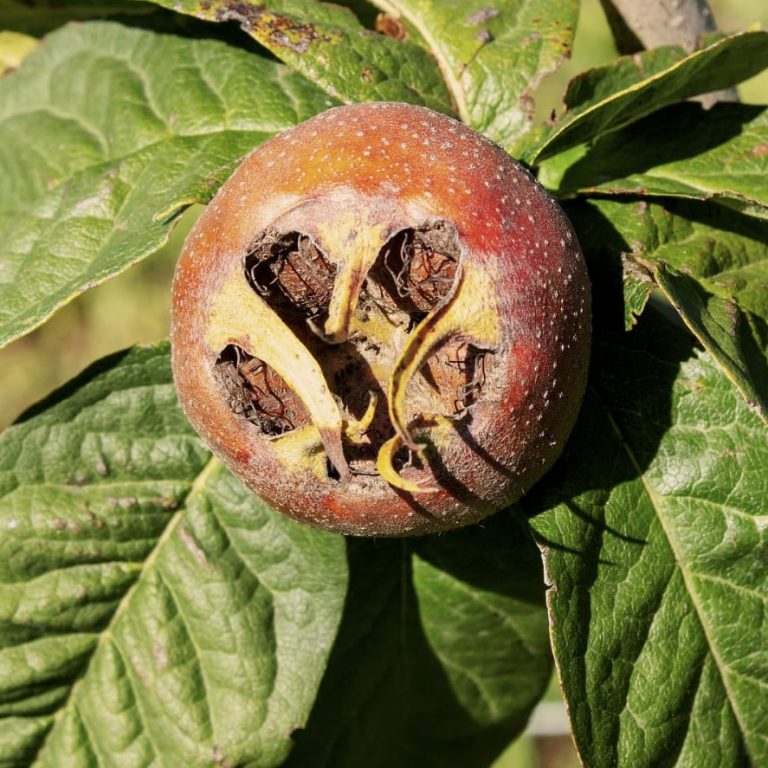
171, 102, 590, 536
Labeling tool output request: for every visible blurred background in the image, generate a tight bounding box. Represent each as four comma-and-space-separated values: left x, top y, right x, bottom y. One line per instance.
1, 0, 765, 431
0, 2, 765, 766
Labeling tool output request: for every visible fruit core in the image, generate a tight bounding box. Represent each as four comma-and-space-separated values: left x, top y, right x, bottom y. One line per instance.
209, 216, 500, 493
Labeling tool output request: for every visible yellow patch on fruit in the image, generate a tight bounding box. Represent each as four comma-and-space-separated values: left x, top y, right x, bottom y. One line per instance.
206, 269, 350, 481
379, 262, 500, 490
311, 214, 389, 343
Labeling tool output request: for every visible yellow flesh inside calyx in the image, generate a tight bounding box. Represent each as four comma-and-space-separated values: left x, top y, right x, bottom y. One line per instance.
206, 218, 500, 494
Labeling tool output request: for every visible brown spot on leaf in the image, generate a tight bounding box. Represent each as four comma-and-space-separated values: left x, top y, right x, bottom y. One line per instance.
216, 3, 331, 54
107, 497, 138, 509
154, 643, 168, 670
467, 8, 499, 25
375, 13, 408, 40
178, 523, 210, 570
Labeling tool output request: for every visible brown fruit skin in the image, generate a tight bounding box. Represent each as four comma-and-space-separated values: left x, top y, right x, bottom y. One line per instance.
171, 102, 590, 537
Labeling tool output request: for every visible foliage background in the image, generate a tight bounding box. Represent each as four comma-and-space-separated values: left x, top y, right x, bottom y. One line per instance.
0, 0, 765, 432
0, 1, 766, 766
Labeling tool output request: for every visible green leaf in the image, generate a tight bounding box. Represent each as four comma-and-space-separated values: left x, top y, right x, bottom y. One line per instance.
621, 255, 654, 330
0, 21, 335, 350
286, 513, 552, 768
135, 0, 453, 115
0, 343, 348, 767
562, 45, 689, 111
540, 103, 768, 216
569, 198, 768, 423
528, 310, 768, 767
366, 0, 578, 150
529, 30, 768, 163
653, 264, 768, 421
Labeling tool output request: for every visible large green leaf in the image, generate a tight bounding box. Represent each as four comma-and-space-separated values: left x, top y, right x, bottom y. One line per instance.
540, 103, 768, 217
0, 343, 348, 767
286, 514, 552, 768
0, 21, 334, 350
528, 310, 768, 767
528, 30, 768, 163
568, 198, 768, 424
368, 0, 578, 150
134, 0, 452, 115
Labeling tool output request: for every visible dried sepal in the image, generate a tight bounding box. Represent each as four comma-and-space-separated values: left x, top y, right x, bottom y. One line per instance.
206, 268, 350, 481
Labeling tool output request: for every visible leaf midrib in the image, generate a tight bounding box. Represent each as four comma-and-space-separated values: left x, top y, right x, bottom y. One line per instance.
29, 454, 218, 764
533, 31, 764, 163
599, 388, 754, 759
372, 0, 467, 122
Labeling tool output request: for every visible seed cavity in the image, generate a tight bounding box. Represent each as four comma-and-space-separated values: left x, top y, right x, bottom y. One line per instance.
245, 230, 336, 323
215, 346, 311, 436
424, 339, 489, 415
372, 220, 460, 316
211, 219, 499, 492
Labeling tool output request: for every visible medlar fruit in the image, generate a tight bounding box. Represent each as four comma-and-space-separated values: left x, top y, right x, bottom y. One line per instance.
171, 102, 590, 536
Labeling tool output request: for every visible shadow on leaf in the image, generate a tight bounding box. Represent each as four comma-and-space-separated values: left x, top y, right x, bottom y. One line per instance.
287, 512, 551, 768
558, 102, 764, 192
